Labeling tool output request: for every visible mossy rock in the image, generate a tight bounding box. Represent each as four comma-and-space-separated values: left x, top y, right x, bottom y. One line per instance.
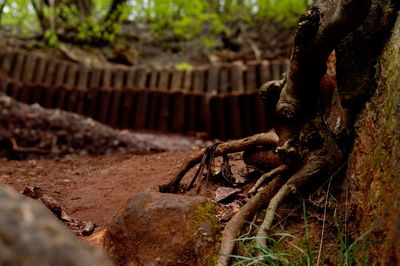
104, 192, 221, 266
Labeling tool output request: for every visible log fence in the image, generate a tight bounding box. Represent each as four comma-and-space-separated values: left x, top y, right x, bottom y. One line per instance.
0, 49, 289, 140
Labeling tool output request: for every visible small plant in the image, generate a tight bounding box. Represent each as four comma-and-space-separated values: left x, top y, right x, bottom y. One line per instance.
230, 230, 309, 266
335, 217, 374, 266
175, 62, 193, 71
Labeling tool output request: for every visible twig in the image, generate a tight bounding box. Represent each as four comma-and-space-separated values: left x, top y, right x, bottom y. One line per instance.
9, 138, 49, 155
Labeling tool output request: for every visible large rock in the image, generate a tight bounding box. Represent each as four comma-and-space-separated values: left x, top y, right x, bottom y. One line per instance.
0, 185, 114, 266
103, 192, 220, 266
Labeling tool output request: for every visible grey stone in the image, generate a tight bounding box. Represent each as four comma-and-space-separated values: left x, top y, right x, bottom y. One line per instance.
0, 185, 114, 266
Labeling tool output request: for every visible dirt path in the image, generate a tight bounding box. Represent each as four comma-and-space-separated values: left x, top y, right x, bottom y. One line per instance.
0, 147, 198, 230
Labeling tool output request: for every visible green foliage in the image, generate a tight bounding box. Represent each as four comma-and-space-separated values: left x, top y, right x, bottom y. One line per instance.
257, 0, 308, 26
130, 0, 225, 41
44, 29, 59, 47
0, 0, 40, 36
175, 62, 193, 71
1, 0, 127, 44
200, 37, 219, 48
1, 0, 307, 43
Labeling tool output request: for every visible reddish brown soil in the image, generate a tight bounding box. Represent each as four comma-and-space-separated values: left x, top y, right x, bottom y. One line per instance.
0, 148, 199, 230
0, 133, 341, 264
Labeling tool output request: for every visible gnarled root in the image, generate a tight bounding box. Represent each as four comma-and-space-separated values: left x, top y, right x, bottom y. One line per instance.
217, 175, 286, 266
247, 164, 288, 196
159, 131, 279, 193
256, 133, 343, 250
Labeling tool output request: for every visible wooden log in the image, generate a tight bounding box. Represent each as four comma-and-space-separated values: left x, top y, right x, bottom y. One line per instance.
182, 70, 192, 91
245, 62, 258, 92
75, 67, 89, 114
121, 89, 137, 128
64, 64, 79, 112
7, 81, 21, 100
208, 95, 220, 139
85, 87, 100, 119
33, 57, 47, 85
283, 58, 290, 72
135, 68, 149, 90
157, 70, 170, 91
271, 60, 282, 80
147, 91, 161, 130
113, 69, 125, 90
22, 55, 36, 83
158, 92, 171, 132
89, 68, 102, 89
11, 52, 26, 80
216, 95, 227, 140
55, 86, 69, 110
171, 91, 185, 133
102, 68, 112, 88
65, 64, 79, 89
19, 83, 31, 103
148, 70, 159, 90
0, 76, 11, 93
170, 70, 183, 91
108, 90, 121, 127
207, 65, 220, 94
227, 93, 243, 139
75, 90, 87, 115
192, 69, 206, 93
134, 90, 150, 129
31, 84, 44, 105
219, 66, 230, 93
252, 92, 268, 133
125, 69, 136, 90
54, 63, 68, 87
76, 67, 90, 90
259, 60, 272, 85
108, 69, 125, 127
185, 93, 198, 135
42, 84, 57, 109
97, 87, 112, 124
0, 53, 15, 75
238, 93, 253, 137
230, 61, 244, 92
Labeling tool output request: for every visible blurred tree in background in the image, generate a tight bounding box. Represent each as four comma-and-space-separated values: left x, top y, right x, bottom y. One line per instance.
0, 0, 307, 45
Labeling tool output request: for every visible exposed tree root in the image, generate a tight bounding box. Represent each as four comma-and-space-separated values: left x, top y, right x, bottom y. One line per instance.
255, 182, 294, 249
247, 164, 288, 196
160, 0, 370, 264
217, 176, 285, 266
159, 131, 279, 193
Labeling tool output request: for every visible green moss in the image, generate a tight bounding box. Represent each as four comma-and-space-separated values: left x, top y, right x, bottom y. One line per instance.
191, 202, 221, 266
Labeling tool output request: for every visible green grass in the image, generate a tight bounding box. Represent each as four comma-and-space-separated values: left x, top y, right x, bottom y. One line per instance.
229, 196, 376, 266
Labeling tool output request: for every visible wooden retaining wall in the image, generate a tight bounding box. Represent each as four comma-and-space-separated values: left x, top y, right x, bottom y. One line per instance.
0, 50, 289, 140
